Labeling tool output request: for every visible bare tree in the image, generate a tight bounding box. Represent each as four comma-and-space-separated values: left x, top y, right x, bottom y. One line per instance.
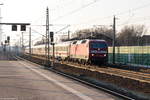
117, 25, 146, 46
71, 26, 113, 40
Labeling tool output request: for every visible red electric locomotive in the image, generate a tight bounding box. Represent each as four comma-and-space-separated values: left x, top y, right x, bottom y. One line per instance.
70, 39, 108, 64
89, 40, 108, 63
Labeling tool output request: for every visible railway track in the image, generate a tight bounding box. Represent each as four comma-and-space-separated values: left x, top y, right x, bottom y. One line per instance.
16, 56, 135, 100
97, 67, 150, 83
62, 61, 150, 84
23, 54, 150, 84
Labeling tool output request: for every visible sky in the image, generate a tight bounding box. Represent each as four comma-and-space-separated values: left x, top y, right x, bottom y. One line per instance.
0, 0, 150, 45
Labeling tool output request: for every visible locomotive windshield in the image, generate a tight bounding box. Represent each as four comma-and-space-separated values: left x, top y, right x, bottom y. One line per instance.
90, 42, 107, 48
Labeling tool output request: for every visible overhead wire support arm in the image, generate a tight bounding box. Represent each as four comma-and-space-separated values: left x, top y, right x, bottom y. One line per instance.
0, 23, 30, 25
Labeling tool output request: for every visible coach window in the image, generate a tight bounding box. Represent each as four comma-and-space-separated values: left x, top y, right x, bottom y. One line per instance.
72, 41, 77, 44
63, 47, 65, 51
65, 47, 67, 51
55, 47, 58, 51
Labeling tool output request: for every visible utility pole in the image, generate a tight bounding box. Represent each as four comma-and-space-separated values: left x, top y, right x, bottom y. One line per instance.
113, 16, 116, 64
29, 27, 31, 59
20, 37, 21, 47
45, 7, 50, 66
22, 32, 24, 48
21, 32, 24, 55
7, 36, 10, 58
68, 30, 70, 40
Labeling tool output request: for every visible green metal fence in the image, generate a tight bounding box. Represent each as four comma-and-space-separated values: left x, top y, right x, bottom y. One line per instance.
108, 46, 150, 67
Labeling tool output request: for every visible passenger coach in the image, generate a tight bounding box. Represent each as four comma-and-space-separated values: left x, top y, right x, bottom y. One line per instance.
25, 39, 108, 64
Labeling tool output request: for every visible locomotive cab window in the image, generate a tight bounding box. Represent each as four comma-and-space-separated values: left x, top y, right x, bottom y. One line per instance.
81, 40, 87, 44
90, 42, 107, 48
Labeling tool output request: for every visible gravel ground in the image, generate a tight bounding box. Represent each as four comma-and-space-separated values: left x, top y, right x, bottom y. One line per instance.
22, 55, 150, 100
54, 63, 150, 100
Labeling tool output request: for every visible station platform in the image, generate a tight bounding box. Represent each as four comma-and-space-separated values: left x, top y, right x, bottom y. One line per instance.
0, 52, 118, 100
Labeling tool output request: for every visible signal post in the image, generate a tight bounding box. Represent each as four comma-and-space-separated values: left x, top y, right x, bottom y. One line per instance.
50, 31, 54, 67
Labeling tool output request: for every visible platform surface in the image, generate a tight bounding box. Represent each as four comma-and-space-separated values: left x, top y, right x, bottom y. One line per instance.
0, 53, 119, 100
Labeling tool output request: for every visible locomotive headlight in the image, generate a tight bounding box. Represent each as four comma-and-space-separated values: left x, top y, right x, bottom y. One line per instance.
104, 54, 106, 57
92, 54, 94, 56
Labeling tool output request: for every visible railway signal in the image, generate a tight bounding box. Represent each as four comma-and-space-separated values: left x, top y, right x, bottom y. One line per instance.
4, 40, 7, 44
12, 24, 26, 31
12, 25, 17, 31
7, 36, 10, 43
50, 31, 54, 42
0, 23, 30, 31
21, 25, 26, 31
